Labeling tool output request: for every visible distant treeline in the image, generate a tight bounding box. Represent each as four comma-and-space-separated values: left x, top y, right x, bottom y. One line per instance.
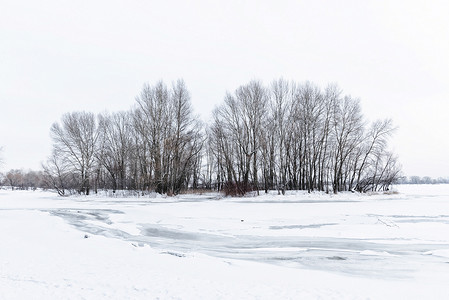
0, 169, 44, 191
397, 176, 449, 185
2, 79, 402, 196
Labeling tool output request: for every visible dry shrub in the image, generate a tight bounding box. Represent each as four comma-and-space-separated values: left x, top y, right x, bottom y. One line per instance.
179, 189, 206, 195
383, 190, 399, 195
223, 181, 253, 197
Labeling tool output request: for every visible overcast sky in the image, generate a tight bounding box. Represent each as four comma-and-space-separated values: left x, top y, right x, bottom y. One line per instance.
1, 0, 448, 178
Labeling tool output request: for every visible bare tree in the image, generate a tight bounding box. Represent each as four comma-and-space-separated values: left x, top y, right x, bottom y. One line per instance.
132, 80, 204, 195
209, 110, 238, 193
0, 147, 3, 187
97, 111, 133, 192
50, 111, 99, 195
331, 96, 365, 193
0, 146, 3, 168
270, 79, 294, 194
354, 119, 396, 192
293, 82, 327, 192
134, 81, 170, 193
167, 79, 204, 194
42, 150, 76, 196
238, 81, 268, 194
5, 169, 24, 190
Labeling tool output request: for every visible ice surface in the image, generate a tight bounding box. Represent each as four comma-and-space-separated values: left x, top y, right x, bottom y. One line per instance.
1, 185, 449, 299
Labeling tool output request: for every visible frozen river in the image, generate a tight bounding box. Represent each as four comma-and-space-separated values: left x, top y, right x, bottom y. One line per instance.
2, 185, 449, 299
42, 185, 449, 279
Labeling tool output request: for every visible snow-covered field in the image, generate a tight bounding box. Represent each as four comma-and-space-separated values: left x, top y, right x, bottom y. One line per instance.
1, 185, 449, 299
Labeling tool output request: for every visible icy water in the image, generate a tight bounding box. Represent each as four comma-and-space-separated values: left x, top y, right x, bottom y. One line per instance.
45, 185, 449, 279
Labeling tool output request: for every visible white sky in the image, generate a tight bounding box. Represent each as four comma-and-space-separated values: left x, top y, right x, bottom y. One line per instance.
1, 0, 448, 178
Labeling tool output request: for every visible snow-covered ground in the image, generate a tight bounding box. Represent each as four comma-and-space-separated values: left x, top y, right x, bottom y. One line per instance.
1, 185, 449, 299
